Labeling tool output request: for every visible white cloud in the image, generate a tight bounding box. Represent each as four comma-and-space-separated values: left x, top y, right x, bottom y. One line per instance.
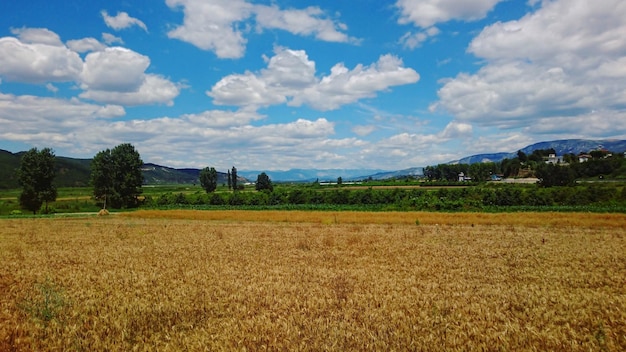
0, 29, 180, 107
399, 27, 440, 49
352, 125, 377, 137
166, 0, 354, 59
209, 48, 420, 111
79, 74, 182, 106
0, 36, 83, 83
253, 5, 355, 43
101, 10, 148, 32
45, 83, 58, 93
10, 27, 63, 46
102, 33, 123, 45
292, 54, 420, 111
441, 121, 473, 139
66, 37, 107, 53
0, 92, 125, 146
396, 0, 503, 28
80, 47, 150, 92
435, 0, 626, 134
166, 0, 253, 59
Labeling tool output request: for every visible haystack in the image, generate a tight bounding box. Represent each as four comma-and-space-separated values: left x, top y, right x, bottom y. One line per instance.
98, 209, 110, 216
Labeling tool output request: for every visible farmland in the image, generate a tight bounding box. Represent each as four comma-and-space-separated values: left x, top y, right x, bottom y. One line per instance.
1, 211, 625, 350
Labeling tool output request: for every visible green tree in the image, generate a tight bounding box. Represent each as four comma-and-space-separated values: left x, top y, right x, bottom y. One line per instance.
199, 167, 218, 193
231, 166, 238, 191
535, 163, 576, 187
18, 147, 57, 214
255, 172, 273, 192
91, 143, 144, 209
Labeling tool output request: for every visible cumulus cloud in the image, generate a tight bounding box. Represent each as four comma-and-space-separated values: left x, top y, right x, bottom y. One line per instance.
396, 0, 503, 28
441, 121, 473, 139
11, 27, 64, 46
292, 54, 420, 110
208, 48, 419, 110
79, 74, 182, 106
0, 92, 125, 147
434, 0, 626, 132
80, 47, 150, 92
253, 5, 354, 43
0, 36, 83, 83
102, 33, 123, 45
66, 37, 107, 53
101, 10, 148, 32
166, 0, 354, 59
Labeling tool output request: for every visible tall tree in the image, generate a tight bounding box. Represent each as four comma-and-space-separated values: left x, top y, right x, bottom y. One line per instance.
227, 170, 232, 190
199, 167, 218, 193
91, 143, 144, 209
255, 172, 273, 192
18, 147, 57, 214
231, 166, 238, 191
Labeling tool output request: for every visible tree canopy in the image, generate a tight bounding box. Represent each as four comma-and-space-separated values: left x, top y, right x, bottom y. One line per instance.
91, 143, 144, 209
18, 147, 57, 214
255, 172, 273, 192
199, 167, 218, 193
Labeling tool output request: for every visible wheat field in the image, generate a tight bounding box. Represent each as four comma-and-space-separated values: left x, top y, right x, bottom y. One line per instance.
1, 211, 625, 350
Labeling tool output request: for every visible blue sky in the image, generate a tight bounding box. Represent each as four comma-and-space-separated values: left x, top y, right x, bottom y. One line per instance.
1, 0, 625, 171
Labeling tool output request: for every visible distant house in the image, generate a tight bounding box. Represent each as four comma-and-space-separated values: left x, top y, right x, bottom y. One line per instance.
458, 172, 472, 182
578, 154, 591, 163
490, 174, 503, 181
546, 153, 563, 164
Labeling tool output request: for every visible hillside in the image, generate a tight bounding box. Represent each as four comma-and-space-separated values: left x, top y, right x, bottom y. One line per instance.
453, 139, 626, 164
2, 139, 625, 187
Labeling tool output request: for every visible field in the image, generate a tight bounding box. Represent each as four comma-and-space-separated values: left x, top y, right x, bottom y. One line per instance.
1, 210, 625, 350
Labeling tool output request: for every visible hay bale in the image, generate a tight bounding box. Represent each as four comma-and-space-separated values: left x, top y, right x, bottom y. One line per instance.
98, 209, 110, 216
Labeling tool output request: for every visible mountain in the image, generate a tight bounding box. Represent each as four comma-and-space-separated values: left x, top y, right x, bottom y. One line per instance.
2, 139, 625, 187
355, 167, 424, 181
452, 139, 626, 165
237, 168, 389, 183
142, 164, 236, 185
0, 150, 92, 189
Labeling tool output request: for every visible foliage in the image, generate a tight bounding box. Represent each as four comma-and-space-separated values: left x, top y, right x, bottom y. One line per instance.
231, 166, 238, 191
535, 163, 576, 187
199, 167, 218, 193
17, 147, 57, 214
91, 143, 144, 209
255, 172, 273, 192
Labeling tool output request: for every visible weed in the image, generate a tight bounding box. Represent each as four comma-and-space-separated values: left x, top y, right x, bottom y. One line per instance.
19, 279, 67, 326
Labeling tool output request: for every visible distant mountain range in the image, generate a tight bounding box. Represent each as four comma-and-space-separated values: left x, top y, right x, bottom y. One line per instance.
1, 139, 625, 188
451, 139, 626, 164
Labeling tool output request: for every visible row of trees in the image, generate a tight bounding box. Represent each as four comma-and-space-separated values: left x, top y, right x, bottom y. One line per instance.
17, 144, 144, 213
424, 149, 625, 186
150, 184, 626, 210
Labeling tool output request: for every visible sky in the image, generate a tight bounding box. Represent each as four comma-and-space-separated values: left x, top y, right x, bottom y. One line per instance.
1, 0, 625, 171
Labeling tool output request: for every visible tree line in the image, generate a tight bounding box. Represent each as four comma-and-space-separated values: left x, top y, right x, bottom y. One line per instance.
424, 149, 626, 187
13, 144, 626, 214
149, 183, 626, 211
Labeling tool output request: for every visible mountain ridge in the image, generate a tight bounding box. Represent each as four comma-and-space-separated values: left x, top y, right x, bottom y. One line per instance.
1, 138, 625, 187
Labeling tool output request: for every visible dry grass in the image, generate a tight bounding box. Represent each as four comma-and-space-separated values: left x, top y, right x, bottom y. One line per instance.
124, 209, 626, 228
1, 212, 625, 351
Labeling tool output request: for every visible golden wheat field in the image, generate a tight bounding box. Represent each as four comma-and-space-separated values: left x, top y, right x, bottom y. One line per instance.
1, 210, 625, 351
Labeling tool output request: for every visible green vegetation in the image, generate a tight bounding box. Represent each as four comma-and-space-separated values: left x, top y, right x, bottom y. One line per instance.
91, 143, 144, 209
255, 172, 273, 192
199, 167, 218, 193
17, 148, 58, 214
